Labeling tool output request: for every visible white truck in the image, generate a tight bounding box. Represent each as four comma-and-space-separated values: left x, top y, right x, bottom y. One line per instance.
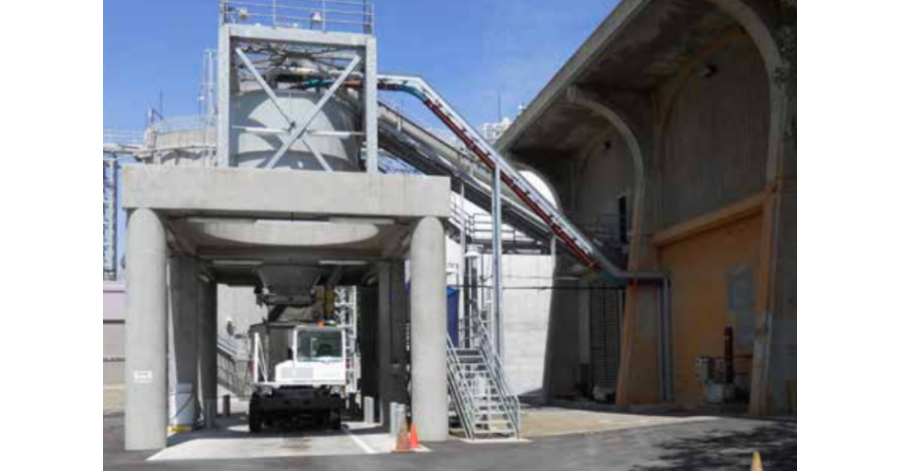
248, 322, 348, 432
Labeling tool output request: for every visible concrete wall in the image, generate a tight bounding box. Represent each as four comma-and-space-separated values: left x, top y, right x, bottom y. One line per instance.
653, 36, 770, 231
501, 256, 555, 398
445, 238, 555, 397
104, 323, 126, 385
575, 131, 635, 227
104, 282, 127, 385
216, 285, 266, 398
543, 279, 582, 398
504, 9, 795, 413
658, 213, 763, 405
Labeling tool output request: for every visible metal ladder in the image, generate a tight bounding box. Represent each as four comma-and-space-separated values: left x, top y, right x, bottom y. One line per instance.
447, 314, 521, 440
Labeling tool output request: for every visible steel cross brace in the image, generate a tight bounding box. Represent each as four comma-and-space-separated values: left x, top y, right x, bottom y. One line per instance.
265, 54, 362, 169
236, 47, 340, 171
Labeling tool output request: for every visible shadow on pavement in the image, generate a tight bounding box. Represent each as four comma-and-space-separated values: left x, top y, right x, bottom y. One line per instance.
631, 421, 797, 471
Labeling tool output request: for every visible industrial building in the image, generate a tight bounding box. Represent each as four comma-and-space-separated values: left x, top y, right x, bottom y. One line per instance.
497, 0, 796, 416
102, 0, 796, 455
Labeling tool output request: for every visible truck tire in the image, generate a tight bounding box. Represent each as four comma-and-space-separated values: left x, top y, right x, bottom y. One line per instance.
249, 411, 263, 434
330, 410, 342, 431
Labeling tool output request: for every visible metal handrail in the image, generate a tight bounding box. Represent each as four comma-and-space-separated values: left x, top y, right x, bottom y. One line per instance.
450, 197, 539, 250
146, 115, 216, 135
103, 130, 145, 146
470, 314, 521, 436
446, 335, 477, 440
222, 0, 374, 34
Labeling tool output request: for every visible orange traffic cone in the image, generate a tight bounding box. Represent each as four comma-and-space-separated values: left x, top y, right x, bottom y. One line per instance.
750, 452, 764, 471
409, 423, 420, 450
394, 419, 411, 453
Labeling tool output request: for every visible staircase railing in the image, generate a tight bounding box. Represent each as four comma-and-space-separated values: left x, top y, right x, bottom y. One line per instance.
446, 335, 477, 440
471, 314, 521, 437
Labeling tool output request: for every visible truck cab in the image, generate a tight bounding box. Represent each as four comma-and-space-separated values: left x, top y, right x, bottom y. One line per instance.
249, 323, 348, 432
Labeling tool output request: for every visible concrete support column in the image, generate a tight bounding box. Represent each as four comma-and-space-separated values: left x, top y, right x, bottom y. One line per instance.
410, 217, 448, 442
359, 286, 379, 406
390, 260, 409, 401
125, 208, 169, 451
199, 279, 218, 428
168, 256, 200, 429
377, 262, 393, 428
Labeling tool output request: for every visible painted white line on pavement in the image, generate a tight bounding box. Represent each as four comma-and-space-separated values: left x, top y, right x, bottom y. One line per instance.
343, 425, 378, 455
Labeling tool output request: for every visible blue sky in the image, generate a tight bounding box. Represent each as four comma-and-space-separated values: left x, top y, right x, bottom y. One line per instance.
104, 0, 617, 130
105, 0, 617, 274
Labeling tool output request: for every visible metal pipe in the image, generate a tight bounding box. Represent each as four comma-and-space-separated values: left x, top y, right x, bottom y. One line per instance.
459, 182, 467, 346
724, 326, 734, 385
492, 163, 504, 361
656, 284, 666, 402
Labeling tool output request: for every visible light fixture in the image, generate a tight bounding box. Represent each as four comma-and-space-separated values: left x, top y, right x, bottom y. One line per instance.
465, 249, 482, 259
311, 11, 324, 28
699, 64, 717, 78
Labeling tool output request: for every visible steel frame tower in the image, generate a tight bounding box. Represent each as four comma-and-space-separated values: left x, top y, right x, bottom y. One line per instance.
103, 158, 118, 281
217, 0, 378, 172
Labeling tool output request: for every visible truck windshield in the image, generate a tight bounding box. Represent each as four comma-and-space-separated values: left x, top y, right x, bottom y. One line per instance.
296, 331, 342, 362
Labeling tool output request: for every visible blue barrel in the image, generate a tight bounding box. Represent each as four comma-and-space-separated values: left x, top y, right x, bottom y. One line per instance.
447, 287, 460, 347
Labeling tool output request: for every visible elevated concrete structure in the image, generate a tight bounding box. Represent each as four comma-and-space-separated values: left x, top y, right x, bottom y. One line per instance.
498, 0, 795, 416
122, 165, 451, 450
123, 166, 450, 220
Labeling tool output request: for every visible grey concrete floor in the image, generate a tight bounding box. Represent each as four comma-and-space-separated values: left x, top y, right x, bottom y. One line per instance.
105, 411, 796, 470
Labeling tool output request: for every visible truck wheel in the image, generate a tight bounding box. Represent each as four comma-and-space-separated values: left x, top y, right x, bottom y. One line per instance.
330, 410, 342, 431
249, 411, 263, 434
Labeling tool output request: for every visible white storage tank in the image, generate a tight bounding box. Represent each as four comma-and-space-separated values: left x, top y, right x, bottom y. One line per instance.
231, 87, 361, 171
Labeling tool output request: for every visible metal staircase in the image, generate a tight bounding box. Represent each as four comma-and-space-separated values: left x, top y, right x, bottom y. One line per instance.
447, 314, 521, 440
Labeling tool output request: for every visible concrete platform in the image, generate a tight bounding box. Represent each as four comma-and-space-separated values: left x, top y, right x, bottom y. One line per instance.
149, 418, 415, 461
521, 406, 718, 438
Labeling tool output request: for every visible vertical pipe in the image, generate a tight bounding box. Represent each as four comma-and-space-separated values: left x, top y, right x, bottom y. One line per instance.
662, 279, 672, 403
124, 209, 168, 451
459, 182, 467, 345
724, 327, 735, 385
479, 252, 486, 324
364, 37, 379, 173
656, 282, 666, 403
492, 164, 504, 361
410, 217, 448, 442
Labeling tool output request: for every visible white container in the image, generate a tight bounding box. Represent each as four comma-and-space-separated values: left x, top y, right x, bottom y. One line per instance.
170, 383, 196, 430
